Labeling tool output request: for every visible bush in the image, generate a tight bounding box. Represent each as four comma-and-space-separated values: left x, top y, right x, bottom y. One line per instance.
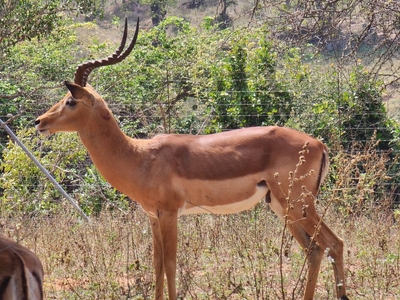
1, 15, 399, 216
0, 128, 129, 216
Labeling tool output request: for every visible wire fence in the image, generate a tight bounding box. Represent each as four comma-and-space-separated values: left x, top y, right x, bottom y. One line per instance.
0, 100, 399, 212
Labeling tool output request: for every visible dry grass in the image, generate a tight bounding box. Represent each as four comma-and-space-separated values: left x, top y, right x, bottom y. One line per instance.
1, 200, 399, 300
1, 139, 398, 299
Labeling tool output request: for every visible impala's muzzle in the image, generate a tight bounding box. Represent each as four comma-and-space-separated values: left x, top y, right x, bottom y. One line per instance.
35, 118, 51, 136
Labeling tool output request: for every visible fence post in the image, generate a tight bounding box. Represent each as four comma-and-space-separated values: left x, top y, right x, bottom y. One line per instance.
0, 118, 90, 222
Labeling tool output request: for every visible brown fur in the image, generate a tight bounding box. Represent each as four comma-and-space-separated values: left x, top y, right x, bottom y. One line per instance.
0, 235, 44, 300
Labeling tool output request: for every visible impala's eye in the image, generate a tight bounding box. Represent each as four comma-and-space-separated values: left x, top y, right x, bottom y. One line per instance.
66, 98, 77, 107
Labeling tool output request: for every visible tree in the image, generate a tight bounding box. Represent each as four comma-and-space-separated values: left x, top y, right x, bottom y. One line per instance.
0, 0, 101, 54
0, 0, 59, 53
140, 0, 175, 27
150, 0, 167, 26
215, 0, 236, 29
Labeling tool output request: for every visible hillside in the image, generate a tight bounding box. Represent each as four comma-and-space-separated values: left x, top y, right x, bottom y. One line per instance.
78, 0, 400, 120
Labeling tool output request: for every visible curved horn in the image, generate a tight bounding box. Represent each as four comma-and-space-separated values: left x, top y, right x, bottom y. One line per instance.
74, 17, 139, 87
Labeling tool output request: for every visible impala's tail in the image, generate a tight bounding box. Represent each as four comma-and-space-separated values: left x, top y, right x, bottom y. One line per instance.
317, 144, 330, 191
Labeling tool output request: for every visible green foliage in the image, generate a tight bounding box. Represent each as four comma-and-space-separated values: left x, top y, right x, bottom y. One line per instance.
0, 0, 60, 53
75, 0, 106, 20
0, 14, 399, 216
280, 54, 396, 150
0, 129, 128, 216
0, 0, 102, 54
339, 67, 390, 150
1, 129, 84, 215
0, 81, 20, 118
5, 27, 79, 83
94, 17, 210, 135
0, 22, 89, 132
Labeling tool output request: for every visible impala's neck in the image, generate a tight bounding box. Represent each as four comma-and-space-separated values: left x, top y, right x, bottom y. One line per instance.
79, 111, 128, 157
77, 102, 142, 194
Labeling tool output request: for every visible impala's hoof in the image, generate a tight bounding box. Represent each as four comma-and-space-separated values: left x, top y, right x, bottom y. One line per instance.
341, 296, 349, 300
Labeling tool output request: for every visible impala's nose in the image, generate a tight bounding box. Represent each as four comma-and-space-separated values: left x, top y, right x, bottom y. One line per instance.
35, 119, 40, 126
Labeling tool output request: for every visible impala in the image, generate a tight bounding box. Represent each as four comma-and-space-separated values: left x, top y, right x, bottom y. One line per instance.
35, 18, 349, 300
0, 234, 44, 300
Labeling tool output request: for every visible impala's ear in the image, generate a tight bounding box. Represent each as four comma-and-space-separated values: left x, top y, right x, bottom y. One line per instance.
64, 81, 94, 104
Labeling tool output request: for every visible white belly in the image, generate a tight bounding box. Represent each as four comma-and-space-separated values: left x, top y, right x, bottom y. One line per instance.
178, 184, 268, 216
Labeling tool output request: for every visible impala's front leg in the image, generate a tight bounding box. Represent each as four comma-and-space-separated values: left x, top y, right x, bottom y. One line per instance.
150, 216, 165, 300
159, 210, 178, 300
150, 211, 178, 300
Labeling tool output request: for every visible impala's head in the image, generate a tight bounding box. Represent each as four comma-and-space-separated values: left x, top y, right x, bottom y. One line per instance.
35, 18, 139, 136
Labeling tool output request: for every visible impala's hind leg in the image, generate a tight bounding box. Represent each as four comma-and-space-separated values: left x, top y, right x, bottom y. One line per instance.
308, 219, 347, 299
288, 220, 324, 300
270, 197, 324, 300
289, 210, 347, 299
298, 217, 348, 299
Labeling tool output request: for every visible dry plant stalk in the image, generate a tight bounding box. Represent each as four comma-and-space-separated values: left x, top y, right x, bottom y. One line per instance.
274, 142, 342, 299
329, 136, 396, 216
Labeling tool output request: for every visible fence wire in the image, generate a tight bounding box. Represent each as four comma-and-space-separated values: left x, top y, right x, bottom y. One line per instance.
1, 102, 399, 211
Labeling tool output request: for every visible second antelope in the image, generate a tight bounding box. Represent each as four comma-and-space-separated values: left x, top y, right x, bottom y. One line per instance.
0, 234, 44, 300
35, 19, 349, 300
